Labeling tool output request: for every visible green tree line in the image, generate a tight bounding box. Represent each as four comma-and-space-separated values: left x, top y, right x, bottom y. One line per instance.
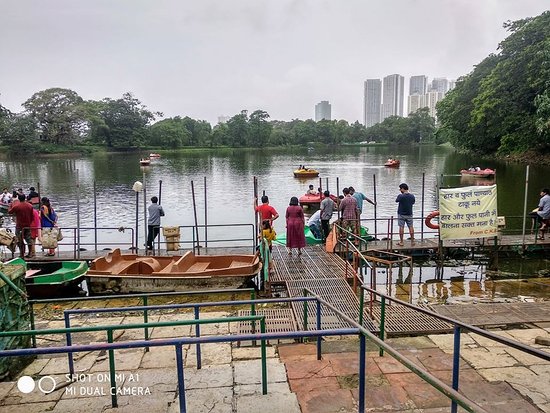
437, 11, 550, 155
0, 88, 436, 153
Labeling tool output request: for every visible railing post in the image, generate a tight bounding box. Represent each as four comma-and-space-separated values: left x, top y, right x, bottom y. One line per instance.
316, 300, 322, 360
29, 302, 36, 348
194, 306, 202, 369
358, 333, 366, 413
260, 318, 268, 395
358, 287, 364, 327
302, 290, 308, 340
64, 311, 74, 375
451, 325, 461, 413
107, 329, 118, 408
143, 296, 150, 352
379, 296, 386, 357
251, 290, 257, 346
175, 344, 187, 413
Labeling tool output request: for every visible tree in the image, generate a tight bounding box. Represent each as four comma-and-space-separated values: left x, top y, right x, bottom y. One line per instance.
248, 110, 272, 147
226, 111, 249, 147
22, 88, 86, 145
148, 117, 191, 148
1, 114, 38, 153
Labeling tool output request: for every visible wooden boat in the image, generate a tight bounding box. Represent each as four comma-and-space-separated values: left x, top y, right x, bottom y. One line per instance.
384, 159, 400, 168
140, 158, 151, 166
299, 193, 338, 207
6, 258, 88, 299
293, 168, 319, 178
149, 153, 161, 158
460, 168, 495, 178
86, 249, 262, 294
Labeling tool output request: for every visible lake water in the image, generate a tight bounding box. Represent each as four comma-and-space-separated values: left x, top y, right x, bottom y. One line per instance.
2, 144, 549, 302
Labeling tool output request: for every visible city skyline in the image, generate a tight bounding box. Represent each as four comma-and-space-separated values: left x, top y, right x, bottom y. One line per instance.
1, 1, 548, 125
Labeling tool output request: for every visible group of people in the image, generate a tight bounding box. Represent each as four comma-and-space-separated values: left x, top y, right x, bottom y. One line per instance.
254, 182, 416, 256
4, 187, 59, 258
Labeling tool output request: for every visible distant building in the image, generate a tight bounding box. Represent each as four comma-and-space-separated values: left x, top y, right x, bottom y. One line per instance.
381, 74, 404, 121
217, 115, 230, 124
408, 94, 426, 115
448, 79, 456, 91
409, 75, 428, 96
430, 77, 450, 93
315, 101, 331, 121
425, 91, 445, 121
364, 79, 382, 127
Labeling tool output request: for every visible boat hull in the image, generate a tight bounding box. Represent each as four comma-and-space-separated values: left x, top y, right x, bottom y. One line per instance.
384, 161, 400, 168
293, 169, 319, 178
460, 169, 495, 178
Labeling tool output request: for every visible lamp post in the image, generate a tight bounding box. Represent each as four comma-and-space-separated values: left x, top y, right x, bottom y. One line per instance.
132, 181, 143, 252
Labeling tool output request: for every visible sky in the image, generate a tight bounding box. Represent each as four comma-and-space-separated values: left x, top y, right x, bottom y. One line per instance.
0, 1, 548, 125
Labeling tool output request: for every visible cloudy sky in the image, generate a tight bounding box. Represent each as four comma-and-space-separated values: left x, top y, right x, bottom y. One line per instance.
1, 1, 548, 125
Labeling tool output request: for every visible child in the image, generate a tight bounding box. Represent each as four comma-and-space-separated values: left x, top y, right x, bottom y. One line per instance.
261, 220, 277, 252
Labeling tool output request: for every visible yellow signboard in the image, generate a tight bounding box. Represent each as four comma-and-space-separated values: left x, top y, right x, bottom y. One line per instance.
439, 185, 498, 240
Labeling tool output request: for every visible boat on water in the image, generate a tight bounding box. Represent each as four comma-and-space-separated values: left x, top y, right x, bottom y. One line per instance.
140, 158, 151, 166
460, 168, 496, 178
299, 193, 338, 207
149, 153, 161, 158
293, 168, 319, 178
384, 159, 400, 168
86, 249, 262, 294
5, 258, 88, 299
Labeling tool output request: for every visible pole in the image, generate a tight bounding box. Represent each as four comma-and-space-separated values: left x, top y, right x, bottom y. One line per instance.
76, 169, 81, 259
143, 171, 147, 252
421, 172, 425, 241
253, 177, 259, 250
521, 165, 530, 249
373, 174, 377, 239
204, 176, 208, 249
157, 179, 163, 251
135, 191, 139, 252
191, 181, 200, 255
326, 177, 329, 192
93, 180, 98, 252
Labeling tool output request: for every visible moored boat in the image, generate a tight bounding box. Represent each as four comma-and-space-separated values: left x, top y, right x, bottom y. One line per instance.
140, 158, 151, 166
299, 193, 338, 207
384, 159, 400, 168
86, 249, 262, 294
293, 168, 319, 178
460, 168, 496, 178
149, 153, 161, 158
6, 258, 88, 299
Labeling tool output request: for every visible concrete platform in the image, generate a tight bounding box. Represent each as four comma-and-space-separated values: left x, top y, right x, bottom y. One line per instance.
2, 310, 549, 412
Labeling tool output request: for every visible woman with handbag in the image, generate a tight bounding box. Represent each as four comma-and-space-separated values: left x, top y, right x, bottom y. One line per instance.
40, 197, 58, 256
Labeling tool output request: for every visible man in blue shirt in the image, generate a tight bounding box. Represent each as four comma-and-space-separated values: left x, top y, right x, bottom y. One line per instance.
395, 183, 415, 246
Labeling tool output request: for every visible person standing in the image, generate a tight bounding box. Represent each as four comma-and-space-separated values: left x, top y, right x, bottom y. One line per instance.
286, 197, 306, 255
349, 186, 376, 216
395, 183, 415, 246
40, 197, 58, 256
147, 196, 165, 250
8, 194, 35, 258
339, 188, 358, 237
254, 195, 279, 223
320, 190, 335, 241
29, 198, 41, 258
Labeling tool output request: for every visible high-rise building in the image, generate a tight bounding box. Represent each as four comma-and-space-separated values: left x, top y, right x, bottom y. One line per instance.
448, 79, 456, 91
364, 79, 381, 127
409, 75, 428, 96
425, 91, 445, 121
408, 94, 426, 115
430, 78, 450, 93
381, 74, 404, 121
315, 101, 331, 121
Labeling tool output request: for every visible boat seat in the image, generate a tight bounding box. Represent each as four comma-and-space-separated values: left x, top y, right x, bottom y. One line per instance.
187, 262, 210, 272
25, 269, 42, 278
229, 261, 248, 268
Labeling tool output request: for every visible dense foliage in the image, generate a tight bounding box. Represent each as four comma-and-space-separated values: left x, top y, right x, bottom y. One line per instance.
437, 11, 550, 155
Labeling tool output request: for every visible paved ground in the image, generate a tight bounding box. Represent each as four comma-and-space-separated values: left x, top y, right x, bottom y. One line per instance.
1, 311, 549, 412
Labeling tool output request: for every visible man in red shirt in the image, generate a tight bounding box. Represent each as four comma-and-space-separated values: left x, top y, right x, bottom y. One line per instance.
8, 194, 35, 258
254, 195, 279, 223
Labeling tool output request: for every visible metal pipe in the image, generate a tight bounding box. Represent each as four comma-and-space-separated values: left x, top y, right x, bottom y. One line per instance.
93, 180, 98, 252
316, 300, 322, 360
521, 165, 529, 249
175, 344, 187, 413
358, 333, 366, 413
143, 171, 147, 252
204, 176, 208, 248
107, 329, 118, 407
135, 191, 139, 252
373, 174, 377, 239
253, 177, 259, 250
64, 312, 74, 375
158, 179, 163, 252
194, 306, 202, 369
379, 296, 386, 356
260, 319, 268, 395
451, 325, 461, 413
143, 296, 149, 352
191, 180, 200, 254
76, 169, 81, 259
421, 172, 425, 241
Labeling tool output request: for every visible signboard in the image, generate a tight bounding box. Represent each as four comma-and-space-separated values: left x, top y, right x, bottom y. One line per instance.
439, 185, 498, 240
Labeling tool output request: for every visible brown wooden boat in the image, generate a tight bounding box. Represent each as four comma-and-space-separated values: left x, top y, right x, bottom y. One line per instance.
86, 249, 261, 294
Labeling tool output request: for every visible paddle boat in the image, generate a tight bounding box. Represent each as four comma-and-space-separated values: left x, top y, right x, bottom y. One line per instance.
4, 258, 88, 299
299, 193, 338, 208
460, 168, 495, 178
140, 158, 151, 166
149, 153, 161, 158
86, 249, 262, 294
384, 158, 400, 168
293, 168, 319, 178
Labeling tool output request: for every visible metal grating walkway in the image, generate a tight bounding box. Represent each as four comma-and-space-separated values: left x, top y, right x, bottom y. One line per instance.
431, 302, 550, 327
236, 308, 297, 335
286, 278, 378, 332
367, 302, 453, 336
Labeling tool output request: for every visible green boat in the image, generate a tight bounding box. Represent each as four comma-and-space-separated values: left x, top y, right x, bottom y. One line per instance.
6, 258, 88, 299
274, 226, 375, 246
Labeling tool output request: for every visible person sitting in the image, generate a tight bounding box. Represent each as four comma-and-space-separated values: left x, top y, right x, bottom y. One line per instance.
306, 185, 318, 195
475, 166, 481, 171
530, 188, 550, 240
468, 166, 475, 172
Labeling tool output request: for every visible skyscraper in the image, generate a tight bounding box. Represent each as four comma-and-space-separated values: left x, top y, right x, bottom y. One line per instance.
408, 94, 425, 115
430, 78, 450, 93
364, 79, 381, 127
425, 91, 445, 121
381, 74, 404, 121
315, 101, 331, 121
409, 75, 428, 95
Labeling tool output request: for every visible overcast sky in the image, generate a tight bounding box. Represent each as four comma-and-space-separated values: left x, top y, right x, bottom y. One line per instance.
1, 1, 548, 125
